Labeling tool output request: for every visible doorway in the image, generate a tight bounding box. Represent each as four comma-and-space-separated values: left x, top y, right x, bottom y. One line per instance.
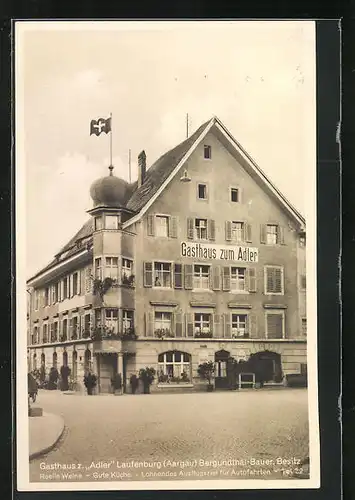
250, 351, 283, 383
214, 350, 230, 389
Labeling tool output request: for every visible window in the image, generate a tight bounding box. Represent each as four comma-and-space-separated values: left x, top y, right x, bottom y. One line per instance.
265, 266, 284, 295
230, 267, 246, 292
52, 282, 60, 302
95, 258, 102, 279
83, 314, 91, 337
34, 290, 39, 310
122, 258, 133, 279
158, 351, 191, 383
266, 312, 285, 339
105, 257, 119, 280
105, 215, 119, 230
194, 313, 211, 335
231, 314, 248, 338
193, 265, 210, 290
266, 224, 278, 245
44, 287, 50, 307
122, 310, 134, 333
72, 316, 79, 339
50, 322, 58, 342
72, 273, 79, 295
301, 318, 307, 336
95, 216, 103, 231
32, 326, 38, 345
231, 221, 244, 243
105, 309, 118, 334
43, 323, 48, 343
300, 235, 306, 247
62, 319, 68, 341
155, 215, 169, 237
204, 145, 211, 159
195, 218, 208, 240
153, 262, 172, 288
198, 183, 208, 200
63, 277, 70, 299
154, 312, 172, 336
231, 188, 239, 203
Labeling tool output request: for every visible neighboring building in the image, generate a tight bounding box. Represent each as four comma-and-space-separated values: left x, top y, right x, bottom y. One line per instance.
27, 116, 307, 393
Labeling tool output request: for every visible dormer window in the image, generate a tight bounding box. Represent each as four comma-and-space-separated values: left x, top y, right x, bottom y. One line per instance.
204, 145, 211, 159
95, 217, 103, 231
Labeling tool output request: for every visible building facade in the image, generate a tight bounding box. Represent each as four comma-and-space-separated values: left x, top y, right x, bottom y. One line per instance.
27, 116, 307, 393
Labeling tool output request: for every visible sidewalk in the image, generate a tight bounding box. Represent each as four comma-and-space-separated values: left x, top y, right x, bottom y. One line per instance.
29, 411, 65, 460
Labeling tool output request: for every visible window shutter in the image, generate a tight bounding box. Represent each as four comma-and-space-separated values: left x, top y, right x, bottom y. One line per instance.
143, 262, 153, 287
248, 314, 257, 338
213, 314, 221, 338
147, 215, 155, 236
77, 271, 81, 295
266, 313, 283, 339
169, 216, 178, 238
223, 313, 231, 338
70, 275, 74, 297
212, 266, 221, 290
245, 223, 252, 243
187, 218, 194, 239
222, 266, 231, 291
184, 264, 193, 290
248, 267, 257, 292
275, 268, 283, 294
186, 313, 194, 337
208, 219, 216, 241
225, 221, 232, 242
174, 312, 183, 338
260, 224, 267, 244
278, 226, 286, 245
174, 263, 183, 289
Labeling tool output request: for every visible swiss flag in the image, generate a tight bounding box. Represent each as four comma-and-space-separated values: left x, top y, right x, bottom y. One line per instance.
90, 117, 112, 136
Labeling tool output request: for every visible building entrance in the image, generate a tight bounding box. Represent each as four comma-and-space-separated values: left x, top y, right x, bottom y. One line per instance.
214, 350, 230, 389
251, 351, 283, 384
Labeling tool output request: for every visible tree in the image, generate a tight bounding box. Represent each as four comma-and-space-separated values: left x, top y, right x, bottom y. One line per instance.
197, 361, 215, 390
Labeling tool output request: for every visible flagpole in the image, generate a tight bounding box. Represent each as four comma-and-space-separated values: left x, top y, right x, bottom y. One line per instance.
109, 112, 113, 168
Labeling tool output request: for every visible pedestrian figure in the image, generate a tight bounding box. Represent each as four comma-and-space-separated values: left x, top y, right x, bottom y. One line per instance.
48, 367, 59, 390
60, 365, 71, 391
130, 373, 138, 394
84, 371, 97, 395
28, 372, 38, 403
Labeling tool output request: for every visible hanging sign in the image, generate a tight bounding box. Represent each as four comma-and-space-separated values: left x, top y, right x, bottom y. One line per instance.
180, 242, 259, 263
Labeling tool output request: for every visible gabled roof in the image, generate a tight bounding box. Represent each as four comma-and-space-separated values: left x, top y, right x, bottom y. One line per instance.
29, 116, 305, 283
126, 119, 211, 213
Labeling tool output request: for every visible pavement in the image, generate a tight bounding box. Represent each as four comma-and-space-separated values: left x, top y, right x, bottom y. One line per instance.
29, 388, 310, 483
29, 408, 65, 460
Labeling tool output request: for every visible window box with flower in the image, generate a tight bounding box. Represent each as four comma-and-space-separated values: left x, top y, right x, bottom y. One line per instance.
154, 328, 174, 339
121, 273, 135, 288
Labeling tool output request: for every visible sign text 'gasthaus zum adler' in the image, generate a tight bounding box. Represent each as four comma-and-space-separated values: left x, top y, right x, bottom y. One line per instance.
180, 241, 259, 263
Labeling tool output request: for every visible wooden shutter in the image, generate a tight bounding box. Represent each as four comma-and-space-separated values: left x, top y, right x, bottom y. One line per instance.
147, 215, 155, 236
184, 264, 193, 289
174, 263, 183, 289
248, 314, 257, 338
223, 313, 231, 338
169, 216, 178, 238
265, 267, 274, 294
247, 267, 257, 292
143, 262, 153, 287
245, 223, 252, 243
278, 226, 286, 245
213, 314, 221, 338
275, 267, 283, 294
260, 224, 267, 244
144, 312, 154, 337
186, 313, 194, 337
174, 312, 183, 338
187, 217, 194, 239
212, 266, 221, 290
225, 220, 232, 242
222, 266, 231, 291
208, 219, 216, 241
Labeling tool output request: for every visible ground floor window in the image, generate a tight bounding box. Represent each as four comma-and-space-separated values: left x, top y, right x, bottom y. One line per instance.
266, 311, 285, 339
158, 351, 191, 383
194, 313, 212, 337
154, 312, 172, 337
231, 314, 248, 338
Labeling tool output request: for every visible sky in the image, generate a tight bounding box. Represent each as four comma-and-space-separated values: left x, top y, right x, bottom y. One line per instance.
17, 21, 316, 278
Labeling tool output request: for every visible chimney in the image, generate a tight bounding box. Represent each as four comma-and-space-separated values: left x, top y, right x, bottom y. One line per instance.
138, 150, 146, 187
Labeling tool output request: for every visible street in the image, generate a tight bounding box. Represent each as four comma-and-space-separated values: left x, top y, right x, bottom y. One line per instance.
29, 388, 309, 483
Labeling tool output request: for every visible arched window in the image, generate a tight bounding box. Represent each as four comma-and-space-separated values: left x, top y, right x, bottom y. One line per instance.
63, 351, 68, 367
158, 351, 191, 383
84, 349, 92, 374
33, 353, 37, 370
72, 351, 78, 381
53, 352, 57, 369
41, 353, 45, 365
